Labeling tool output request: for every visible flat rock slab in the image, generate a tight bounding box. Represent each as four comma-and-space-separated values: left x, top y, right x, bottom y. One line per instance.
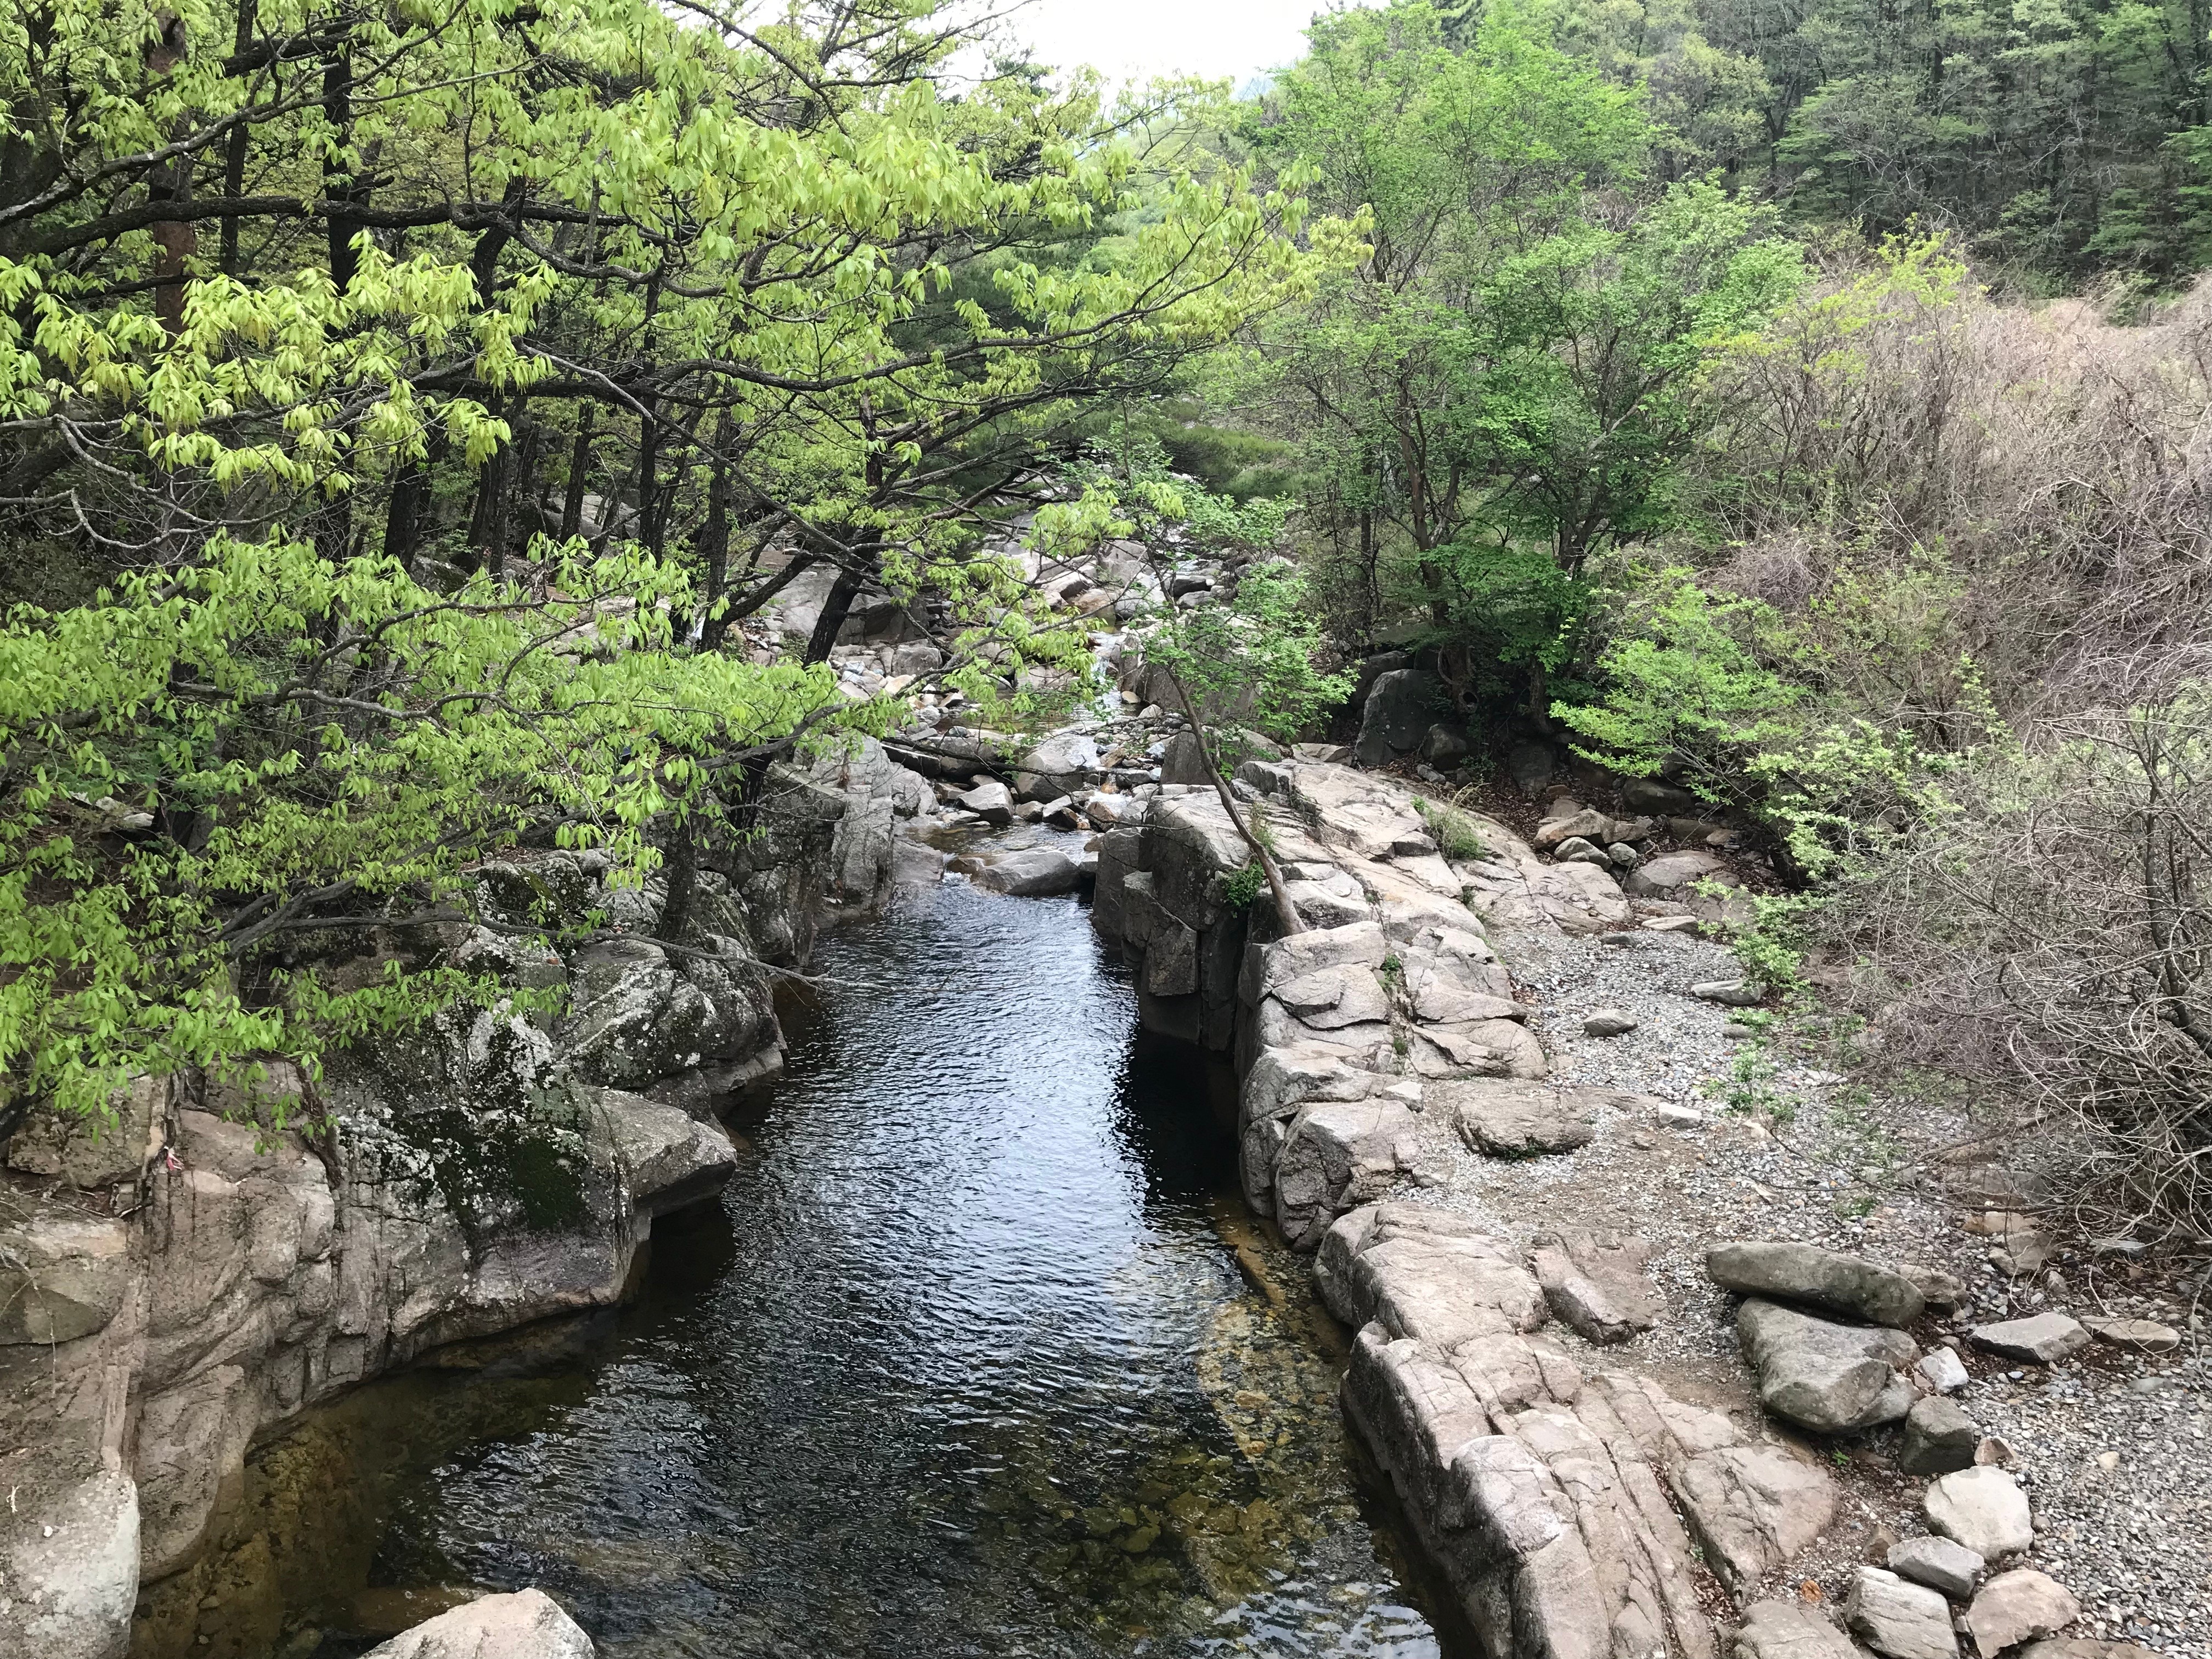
1441, 1078, 1663, 1156
1530, 1228, 1658, 1344
1846, 1567, 1959, 1659
1737, 1299, 1917, 1434
1967, 1569, 2082, 1654
1735, 1599, 1860, 1659
1971, 1312, 2091, 1363
1923, 1466, 2033, 1560
1707, 1240, 1926, 1327
1888, 1533, 1985, 1600
2082, 1316, 2180, 1353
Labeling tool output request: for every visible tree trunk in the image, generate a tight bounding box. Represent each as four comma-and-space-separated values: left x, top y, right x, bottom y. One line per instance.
1159, 666, 1305, 936
220, 0, 257, 275
804, 565, 864, 663
656, 815, 697, 946
560, 404, 594, 541
698, 419, 732, 649
323, 43, 361, 294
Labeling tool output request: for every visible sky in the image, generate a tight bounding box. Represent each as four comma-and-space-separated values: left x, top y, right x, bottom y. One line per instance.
1002, 0, 1342, 89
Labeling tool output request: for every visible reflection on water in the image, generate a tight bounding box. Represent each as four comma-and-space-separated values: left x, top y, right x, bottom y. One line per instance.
141, 881, 1446, 1658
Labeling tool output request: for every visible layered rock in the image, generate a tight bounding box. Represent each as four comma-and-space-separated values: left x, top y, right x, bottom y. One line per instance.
1321, 1203, 1835, 1657
1, 757, 900, 1659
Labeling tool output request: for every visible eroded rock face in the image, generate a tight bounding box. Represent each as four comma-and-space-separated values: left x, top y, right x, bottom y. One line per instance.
2, 753, 878, 1653
1322, 1203, 1834, 1656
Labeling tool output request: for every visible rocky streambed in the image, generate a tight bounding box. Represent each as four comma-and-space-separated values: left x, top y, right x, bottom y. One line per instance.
9, 702, 2203, 1659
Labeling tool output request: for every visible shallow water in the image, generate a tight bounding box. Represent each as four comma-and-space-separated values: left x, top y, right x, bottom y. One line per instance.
156, 880, 1449, 1658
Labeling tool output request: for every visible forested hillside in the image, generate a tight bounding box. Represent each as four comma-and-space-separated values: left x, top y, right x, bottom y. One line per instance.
5, 0, 2211, 1233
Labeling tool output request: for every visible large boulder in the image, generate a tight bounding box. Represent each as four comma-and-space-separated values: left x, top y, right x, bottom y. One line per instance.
957, 847, 1083, 898
1736, 1299, 1917, 1433
1706, 1241, 1926, 1327
1273, 1099, 1419, 1251
1017, 731, 1099, 798
365, 1588, 595, 1658
1351, 669, 1442, 768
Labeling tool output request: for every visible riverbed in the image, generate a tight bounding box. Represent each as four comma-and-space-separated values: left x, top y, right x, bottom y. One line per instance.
147, 878, 1448, 1658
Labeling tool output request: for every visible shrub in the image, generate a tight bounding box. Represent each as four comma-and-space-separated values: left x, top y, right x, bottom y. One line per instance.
1827, 685, 2212, 1231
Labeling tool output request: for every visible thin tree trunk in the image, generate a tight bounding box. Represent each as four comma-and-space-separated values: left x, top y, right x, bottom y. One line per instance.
221, 0, 257, 275
698, 417, 732, 649
804, 565, 864, 663
1159, 666, 1305, 936
560, 404, 594, 540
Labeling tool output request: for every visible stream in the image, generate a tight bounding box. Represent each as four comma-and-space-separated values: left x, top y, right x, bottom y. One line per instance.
163, 876, 1451, 1658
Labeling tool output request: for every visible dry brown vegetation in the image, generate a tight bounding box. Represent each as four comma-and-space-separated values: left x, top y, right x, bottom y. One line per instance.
1696, 253, 2212, 1234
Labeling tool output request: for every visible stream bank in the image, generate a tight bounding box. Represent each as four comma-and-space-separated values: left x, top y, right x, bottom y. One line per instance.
121, 878, 1452, 1659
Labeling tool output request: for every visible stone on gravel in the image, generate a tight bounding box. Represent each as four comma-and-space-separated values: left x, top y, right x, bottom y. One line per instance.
1966, 1570, 2082, 1655
1923, 1466, 2033, 1560
1734, 1599, 1860, 1659
1737, 1298, 1918, 1433
1971, 1312, 2091, 1364
1707, 1240, 1927, 1327
1846, 1567, 1960, 1659
1900, 1396, 1981, 1476
1528, 1227, 1657, 1342
1888, 1533, 1985, 1600
2020, 1644, 2159, 1659
364, 1588, 595, 1658
1442, 1077, 1603, 1155
2081, 1316, 2180, 1353
1582, 1007, 1639, 1036
1652, 1101, 1705, 1130
1692, 979, 1765, 1006
1917, 1348, 1970, 1393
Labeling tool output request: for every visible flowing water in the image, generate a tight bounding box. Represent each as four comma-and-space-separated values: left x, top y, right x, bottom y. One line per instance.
155, 878, 1451, 1659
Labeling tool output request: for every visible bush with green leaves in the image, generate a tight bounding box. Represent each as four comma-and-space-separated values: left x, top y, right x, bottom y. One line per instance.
0, 535, 861, 1134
